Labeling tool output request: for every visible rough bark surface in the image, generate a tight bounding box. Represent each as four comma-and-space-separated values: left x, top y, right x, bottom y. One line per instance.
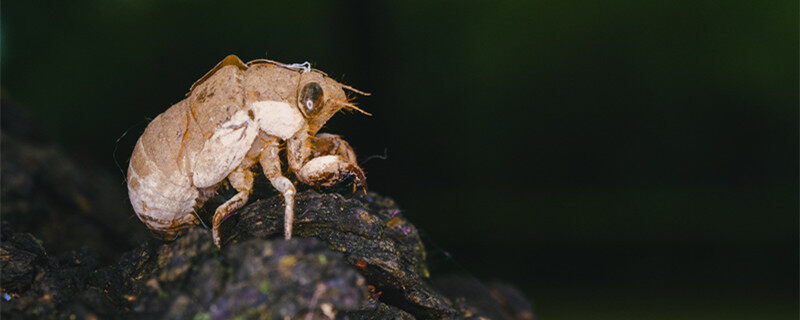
0, 103, 535, 319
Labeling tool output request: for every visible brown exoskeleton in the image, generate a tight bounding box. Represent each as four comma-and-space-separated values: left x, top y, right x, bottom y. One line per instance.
126, 55, 369, 247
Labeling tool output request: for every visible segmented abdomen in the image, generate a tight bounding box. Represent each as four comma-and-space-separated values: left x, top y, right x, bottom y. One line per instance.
126, 64, 249, 236
127, 100, 200, 235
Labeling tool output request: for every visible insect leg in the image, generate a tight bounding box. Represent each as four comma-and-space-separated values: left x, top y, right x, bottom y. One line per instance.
259, 136, 297, 240
313, 133, 359, 165
312, 133, 366, 190
211, 164, 255, 247
289, 132, 366, 189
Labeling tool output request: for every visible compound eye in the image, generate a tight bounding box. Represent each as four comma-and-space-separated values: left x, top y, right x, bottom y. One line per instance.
299, 82, 324, 116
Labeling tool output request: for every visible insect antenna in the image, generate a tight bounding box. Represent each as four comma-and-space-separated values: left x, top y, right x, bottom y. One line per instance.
341, 84, 371, 96
334, 100, 372, 116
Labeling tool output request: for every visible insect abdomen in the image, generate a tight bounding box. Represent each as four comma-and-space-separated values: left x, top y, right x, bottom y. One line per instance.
127, 64, 250, 236
127, 101, 200, 234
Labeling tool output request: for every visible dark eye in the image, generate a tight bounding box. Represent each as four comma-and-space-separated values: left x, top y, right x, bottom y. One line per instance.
299, 82, 324, 116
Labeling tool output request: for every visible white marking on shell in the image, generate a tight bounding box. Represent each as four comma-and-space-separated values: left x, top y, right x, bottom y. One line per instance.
136, 139, 193, 189
192, 109, 258, 188
128, 165, 198, 224
298, 155, 343, 179
129, 168, 196, 205
249, 101, 306, 140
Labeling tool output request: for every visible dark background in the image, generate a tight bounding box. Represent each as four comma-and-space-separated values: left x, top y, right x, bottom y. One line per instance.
2, 1, 797, 319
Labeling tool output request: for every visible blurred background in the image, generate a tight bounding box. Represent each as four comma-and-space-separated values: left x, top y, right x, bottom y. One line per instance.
2, 1, 797, 319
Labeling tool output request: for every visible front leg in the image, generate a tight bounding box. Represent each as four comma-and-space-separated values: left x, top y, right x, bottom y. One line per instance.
258, 134, 297, 240
287, 131, 366, 189
312, 133, 359, 165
